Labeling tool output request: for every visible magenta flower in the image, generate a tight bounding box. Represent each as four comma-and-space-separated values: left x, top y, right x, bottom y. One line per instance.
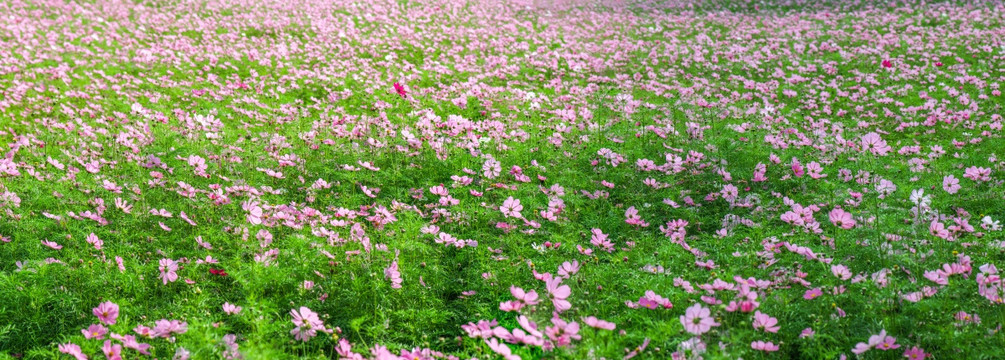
92, 302, 119, 325
803, 288, 822, 300
680, 304, 718, 335
791, 159, 804, 178
903, 347, 929, 359
119, 334, 151, 355
929, 220, 950, 239
102, 340, 123, 360
557, 260, 580, 278
393, 82, 408, 98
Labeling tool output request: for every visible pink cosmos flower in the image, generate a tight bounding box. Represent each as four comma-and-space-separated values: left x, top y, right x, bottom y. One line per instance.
903, 347, 929, 359
222, 303, 242, 315
557, 260, 580, 278
102, 340, 123, 360
752, 311, 780, 333
393, 82, 408, 98
791, 159, 804, 178
510, 286, 540, 305
290, 306, 330, 341
633, 290, 673, 309
93, 302, 119, 325
151, 319, 188, 338
831, 265, 852, 280
545, 276, 572, 312
58, 343, 88, 360
159, 258, 179, 285
500, 197, 523, 218
86, 233, 103, 250
680, 304, 718, 335
861, 132, 892, 156
485, 338, 520, 360
943, 175, 961, 194
929, 220, 950, 239
963, 166, 991, 182
800, 328, 816, 338
41, 239, 62, 250
751, 341, 779, 352
82, 324, 108, 339
853, 329, 899, 354
803, 288, 823, 300
582, 316, 616, 330
246, 203, 264, 225
829, 208, 856, 229
119, 334, 151, 355
384, 260, 403, 289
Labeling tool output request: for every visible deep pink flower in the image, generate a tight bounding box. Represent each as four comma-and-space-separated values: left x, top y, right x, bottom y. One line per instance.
93, 302, 119, 325
904, 346, 929, 359
102, 340, 123, 360
393, 82, 408, 98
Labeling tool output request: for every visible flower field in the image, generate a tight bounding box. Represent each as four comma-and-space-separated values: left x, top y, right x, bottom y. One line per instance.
1, 0, 1004, 359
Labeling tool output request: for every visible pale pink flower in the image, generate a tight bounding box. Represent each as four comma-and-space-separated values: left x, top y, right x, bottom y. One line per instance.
159, 258, 179, 285
752, 311, 780, 333
680, 304, 718, 335
751, 341, 779, 352
582, 316, 616, 330
58, 343, 88, 360
222, 303, 242, 315
861, 132, 892, 155
500, 197, 523, 218
942, 175, 961, 194
828, 208, 856, 229
82, 324, 108, 339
